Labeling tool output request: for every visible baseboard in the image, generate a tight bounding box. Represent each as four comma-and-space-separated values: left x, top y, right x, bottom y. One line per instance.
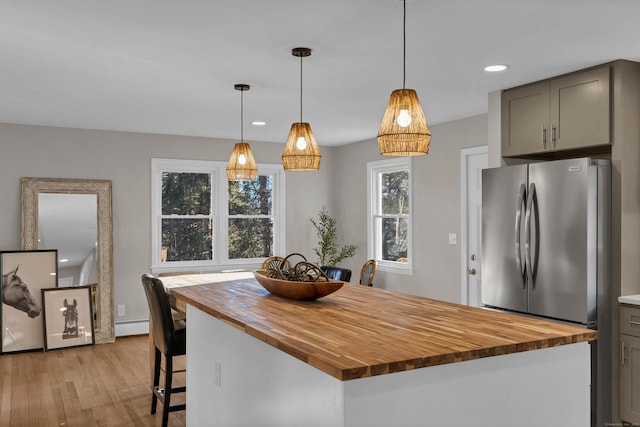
115, 320, 149, 337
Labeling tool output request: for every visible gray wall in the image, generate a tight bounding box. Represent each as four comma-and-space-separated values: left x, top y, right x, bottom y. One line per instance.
329, 114, 488, 302
0, 123, 332, 325
0, 114, 486, 328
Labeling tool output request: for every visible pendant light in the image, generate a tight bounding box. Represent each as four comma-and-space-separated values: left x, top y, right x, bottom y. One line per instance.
227, 83, 257, 181
282, 47, 321, 171
377, 0, 431, 156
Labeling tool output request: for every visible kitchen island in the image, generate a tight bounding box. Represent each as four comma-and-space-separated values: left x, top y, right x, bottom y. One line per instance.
167, 273, 596, 427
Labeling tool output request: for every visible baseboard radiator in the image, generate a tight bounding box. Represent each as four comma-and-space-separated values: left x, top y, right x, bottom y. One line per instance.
115, 320, 149, 337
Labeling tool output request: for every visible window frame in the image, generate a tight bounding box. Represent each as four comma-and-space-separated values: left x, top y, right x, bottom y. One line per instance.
151, 158, 285, 273
367, 158, 413, 274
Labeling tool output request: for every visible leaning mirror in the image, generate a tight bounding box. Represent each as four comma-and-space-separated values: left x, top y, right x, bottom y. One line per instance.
21, 178, 115, 344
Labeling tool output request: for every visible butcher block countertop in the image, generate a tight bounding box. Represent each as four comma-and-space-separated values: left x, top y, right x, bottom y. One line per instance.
167, 273, 597, 381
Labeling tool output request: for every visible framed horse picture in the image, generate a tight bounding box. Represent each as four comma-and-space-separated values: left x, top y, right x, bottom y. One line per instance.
42, 286, 95, 351
0, 250, 58, 354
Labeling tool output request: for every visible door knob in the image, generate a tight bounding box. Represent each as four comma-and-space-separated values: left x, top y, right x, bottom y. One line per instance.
468, 268, 477, 275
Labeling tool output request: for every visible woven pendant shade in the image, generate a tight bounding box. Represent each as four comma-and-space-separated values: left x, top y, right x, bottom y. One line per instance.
377, 0, 431, 157
377, 88, 431, 156
282, 122, 321, 171
282, 47, 321, 171
227, 83, 257, 181
226, 142, 257, 181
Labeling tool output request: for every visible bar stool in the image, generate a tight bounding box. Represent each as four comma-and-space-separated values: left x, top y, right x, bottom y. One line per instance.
157, 271, 201, 324
141, 274, 186, 427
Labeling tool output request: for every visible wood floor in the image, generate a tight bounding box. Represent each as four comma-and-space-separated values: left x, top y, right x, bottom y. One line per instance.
0, 334, 185, 426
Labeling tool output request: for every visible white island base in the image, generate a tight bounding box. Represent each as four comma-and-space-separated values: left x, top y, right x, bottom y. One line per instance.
186, 306, 590, 427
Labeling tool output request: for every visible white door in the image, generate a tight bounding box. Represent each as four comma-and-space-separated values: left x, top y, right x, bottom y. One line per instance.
460, 146, 488, 307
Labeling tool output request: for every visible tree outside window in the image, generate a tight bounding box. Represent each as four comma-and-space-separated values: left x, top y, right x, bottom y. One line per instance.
381, 169, 409, 261
228, 176, 274, 259
161, 171, 213, 262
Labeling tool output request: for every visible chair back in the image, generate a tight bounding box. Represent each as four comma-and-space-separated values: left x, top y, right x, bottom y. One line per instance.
360, 259, 377, 286
142, 274, 177, 355
320, 266, 352, 282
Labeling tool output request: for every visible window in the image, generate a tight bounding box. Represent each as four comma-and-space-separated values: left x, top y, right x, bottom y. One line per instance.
151, 158, 285, 270
367, 158, 412, 273
227, 177, 275, 259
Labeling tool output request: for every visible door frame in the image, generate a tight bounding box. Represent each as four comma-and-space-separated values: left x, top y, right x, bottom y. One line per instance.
460, 145, 488, 305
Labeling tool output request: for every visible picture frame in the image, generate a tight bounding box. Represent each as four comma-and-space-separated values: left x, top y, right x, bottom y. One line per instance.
42, 286, 95, 351
0, 250, 58, 353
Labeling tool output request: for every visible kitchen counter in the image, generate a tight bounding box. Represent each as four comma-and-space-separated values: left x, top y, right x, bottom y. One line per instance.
619, 294, 640, 305
171, 274, 595, 380
167, 273, 594, 426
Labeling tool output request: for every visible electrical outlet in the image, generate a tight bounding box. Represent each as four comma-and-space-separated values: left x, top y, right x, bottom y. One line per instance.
117, 304, 125, 316
448, 233, 457, 245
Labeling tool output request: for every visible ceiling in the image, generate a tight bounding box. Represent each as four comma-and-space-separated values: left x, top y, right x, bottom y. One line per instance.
2, 0, 640, 147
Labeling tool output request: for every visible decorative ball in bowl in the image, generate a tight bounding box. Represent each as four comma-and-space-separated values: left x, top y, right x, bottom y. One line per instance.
253, 270, 344, 301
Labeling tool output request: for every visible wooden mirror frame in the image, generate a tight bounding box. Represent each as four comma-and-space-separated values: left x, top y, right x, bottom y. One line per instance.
21, 178, 115, 344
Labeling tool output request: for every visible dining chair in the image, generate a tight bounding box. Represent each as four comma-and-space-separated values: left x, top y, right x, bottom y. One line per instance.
320, 266, 352, 282
359, 259, 377, 286
141, 274, 186, 427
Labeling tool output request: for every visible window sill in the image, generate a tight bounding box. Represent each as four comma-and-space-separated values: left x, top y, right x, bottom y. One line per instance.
376, 263, 413, 276
150, 262, 262, 276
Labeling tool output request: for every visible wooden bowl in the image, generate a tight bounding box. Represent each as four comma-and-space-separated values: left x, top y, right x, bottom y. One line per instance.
253, 270, 344, 300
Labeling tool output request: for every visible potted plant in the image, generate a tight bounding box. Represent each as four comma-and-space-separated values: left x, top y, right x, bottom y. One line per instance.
311, 207, 357, 267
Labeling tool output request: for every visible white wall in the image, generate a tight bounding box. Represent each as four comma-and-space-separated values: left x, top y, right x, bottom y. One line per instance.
0, 114, 487, 329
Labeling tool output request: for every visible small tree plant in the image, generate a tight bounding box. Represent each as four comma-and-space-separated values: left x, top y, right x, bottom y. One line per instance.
311, 207, 358, 267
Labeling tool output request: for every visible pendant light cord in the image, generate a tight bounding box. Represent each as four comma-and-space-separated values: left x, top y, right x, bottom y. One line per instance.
240, 89, 244, 142
402, 0, 406, 89
299, 54, 303, 122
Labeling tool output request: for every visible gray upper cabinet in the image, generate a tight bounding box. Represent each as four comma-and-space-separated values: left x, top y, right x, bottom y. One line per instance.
502, 66, 610, 157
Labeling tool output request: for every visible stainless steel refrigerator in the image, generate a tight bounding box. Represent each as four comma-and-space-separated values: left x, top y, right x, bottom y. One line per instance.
481, 157, 611, 426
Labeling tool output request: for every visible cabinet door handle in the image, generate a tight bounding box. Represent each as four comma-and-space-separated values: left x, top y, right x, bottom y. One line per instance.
622, 340, 626, 366
629, 320, 640, 326
552, 126, 557, 148
541, 126, 546, 148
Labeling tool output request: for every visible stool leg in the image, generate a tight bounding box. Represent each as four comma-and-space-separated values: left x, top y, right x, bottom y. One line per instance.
151, 348, 161, 414
162, 355, 173, 427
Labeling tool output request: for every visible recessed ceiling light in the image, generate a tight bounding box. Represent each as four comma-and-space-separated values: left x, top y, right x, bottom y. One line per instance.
484, 64, 509, 72
59, 258, 69, 263
252, 121, 266, 126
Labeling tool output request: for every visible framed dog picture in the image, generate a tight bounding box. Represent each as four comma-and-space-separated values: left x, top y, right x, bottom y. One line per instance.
42, 286, 95, 351
0, 250, 58, 354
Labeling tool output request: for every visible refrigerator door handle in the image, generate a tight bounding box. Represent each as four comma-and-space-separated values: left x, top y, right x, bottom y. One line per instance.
515, 183, 526, 288
524, 183, 536, 289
